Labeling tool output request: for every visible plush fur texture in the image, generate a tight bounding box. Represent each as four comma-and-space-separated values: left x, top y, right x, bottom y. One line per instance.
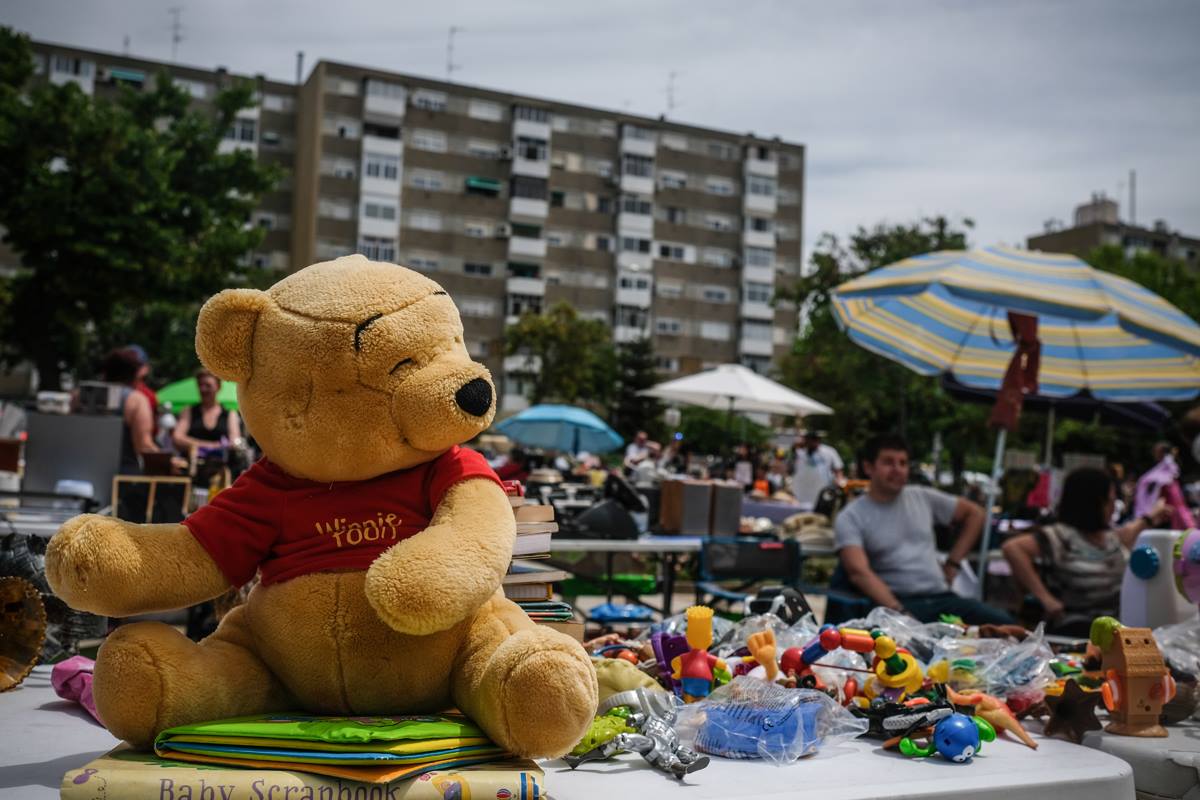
45, 255, 598, 756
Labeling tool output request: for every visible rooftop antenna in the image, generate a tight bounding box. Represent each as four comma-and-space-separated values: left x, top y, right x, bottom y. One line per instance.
446, 26, 463, 81
122, 35, 131, 55
296, 50, 304, 85
666, 70, 678, 116
168, 7, 183, 62
1129, 168, 1136, 226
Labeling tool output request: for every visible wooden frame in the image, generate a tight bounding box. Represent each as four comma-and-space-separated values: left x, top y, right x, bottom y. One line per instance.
111, 475, 192, 522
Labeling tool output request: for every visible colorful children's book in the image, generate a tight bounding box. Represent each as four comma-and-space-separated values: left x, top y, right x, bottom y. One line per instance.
62, 746, 546, 799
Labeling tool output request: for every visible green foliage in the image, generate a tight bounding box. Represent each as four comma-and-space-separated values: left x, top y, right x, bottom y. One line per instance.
503, 302, 617, 410
0, 27, 279, 389
1086, 244, 1200, 323
677, 405, 770, 455
610, 337, 664, 441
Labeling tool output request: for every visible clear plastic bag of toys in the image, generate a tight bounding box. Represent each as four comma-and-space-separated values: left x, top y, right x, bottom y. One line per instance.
1155, 617, 1200, 676
929, 623, 1055, 698
713, 613, 811, 659
673, 677, 868, 765
841, 606, 963, 663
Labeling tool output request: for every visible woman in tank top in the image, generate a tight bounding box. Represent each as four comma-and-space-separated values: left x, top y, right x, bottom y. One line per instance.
171, 368, 241, 454
1002, 466, 1170, 635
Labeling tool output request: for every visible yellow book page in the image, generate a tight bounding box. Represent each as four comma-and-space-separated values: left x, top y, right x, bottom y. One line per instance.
159, 749, 503, 784
165, 734, 491, 753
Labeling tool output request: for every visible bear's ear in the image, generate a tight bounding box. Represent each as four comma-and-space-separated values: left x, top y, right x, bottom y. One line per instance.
196, 288, 269, 383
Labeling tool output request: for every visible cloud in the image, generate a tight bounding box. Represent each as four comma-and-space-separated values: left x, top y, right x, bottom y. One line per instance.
4, 0, 1198, 263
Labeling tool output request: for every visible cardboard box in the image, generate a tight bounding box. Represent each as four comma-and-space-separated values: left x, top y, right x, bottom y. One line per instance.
709, 480, 743, 535
659, 479, 712, 535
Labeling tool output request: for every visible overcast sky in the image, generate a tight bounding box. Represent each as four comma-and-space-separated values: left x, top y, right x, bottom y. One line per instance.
5, 0, 1199, 265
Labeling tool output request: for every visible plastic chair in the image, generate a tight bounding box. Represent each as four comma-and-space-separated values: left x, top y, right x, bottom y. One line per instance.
694, 537, 805, 614
820, 563, 874, 624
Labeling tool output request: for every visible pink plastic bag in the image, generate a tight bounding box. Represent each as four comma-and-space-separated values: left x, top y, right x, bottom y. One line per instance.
51, 655, 103, 725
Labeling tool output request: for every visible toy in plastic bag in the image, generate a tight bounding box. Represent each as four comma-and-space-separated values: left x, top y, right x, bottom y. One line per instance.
674, 677, 867, 764
1155, 617, 1200, 677
841, 606, 962, 664
714, 613, 810, 659
929, 623, 1055, 699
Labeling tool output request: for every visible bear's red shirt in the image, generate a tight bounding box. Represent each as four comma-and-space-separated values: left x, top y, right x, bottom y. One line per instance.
183, 446, 502, 587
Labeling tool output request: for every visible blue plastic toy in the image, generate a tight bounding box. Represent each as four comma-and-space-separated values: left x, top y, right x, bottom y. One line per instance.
898, 712, 995, 763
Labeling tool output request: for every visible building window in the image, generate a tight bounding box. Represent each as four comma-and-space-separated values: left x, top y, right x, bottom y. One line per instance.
705, 213, 734, 232
778, 187, 801, 205
318, 197, 354, 220
460, 297, 498, 317
262, 93, 294, 111
465, 176, 502, 196
593, 235, 612, 252
260, 130, 282, 147
621, 195, 653, 215
660, 133, 687, 151
656, 356, 681, 372
511, 222, 542, 239
327, 77, 358, 96
747, 175, 776, 196
511, 175, 548, 200
363, 121, 400, 139
744, 282, 772, 304
52, 55, 93, 76
658, 243, 685, 261
622, 154, 654, 178
174, 78, 210, 98
366, 79, 405, 99
322, 115, 360, 139
408, 211, 442, 231
706, 177, 735, 195
468, 99, 502, 121
776, 222, 798, 239
467, 139, 502, 159
410, 129, 447, 152
514, 105, 550, 123
749, 144, 773, 161
363, 201, 397, 221
320, 156, 357, 178
408, 254, 440, 271
700, 321, 731, 340
359, 236, 396, 261
463, 219, 491, 238
616, 306, 648, 329
656, 281, 683, 299
516, 136, 548, 161
744, 247, 774, 267
707, 141, 737, 160
664, 206, 686, 225
508, 294, 543, 316
549, 190, 565, 208
702, 248, 735, 268
412, 89, 447, 111
742, 320, 773, 340
364, 153, 399, 180
410, 170, 444, 191
622, 123, 655, 140
594, 159, 614, 178
779, 152, 801, 169
464, 262, 493, 276
545, 231, 568, 247
596, 196, 613, 214
619, 275, 651, 290
655, 317, 683, 335
747, 216, 773, 233
659, 171, 687, 190
621, 237, 651, 253
508, 262, 541, 279
701, 286, 732, 303
225, 118, 256, 142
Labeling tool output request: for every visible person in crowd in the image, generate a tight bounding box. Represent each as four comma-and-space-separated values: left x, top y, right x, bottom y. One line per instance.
126, 344, 159, 436
623, 430, 651, 472
495, 448, 530, 483
833, 433, 1014, 624
791, 430, 844, 507
1002, 466, 1171, 635
172, 369, 241, 454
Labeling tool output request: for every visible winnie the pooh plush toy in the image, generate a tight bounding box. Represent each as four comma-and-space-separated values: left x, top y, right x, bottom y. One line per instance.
45, 255, 597, 757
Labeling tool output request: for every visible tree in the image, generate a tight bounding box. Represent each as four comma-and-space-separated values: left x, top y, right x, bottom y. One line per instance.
503, 302, 617, 409
677, 406, 771, 456
0, 27, 279, 389
610, 337, 664, 441
1086, 244, 1200, 322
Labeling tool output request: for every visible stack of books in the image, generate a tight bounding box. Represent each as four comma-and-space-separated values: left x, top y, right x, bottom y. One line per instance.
504, 481, 582, 640
62, 714, 545, 799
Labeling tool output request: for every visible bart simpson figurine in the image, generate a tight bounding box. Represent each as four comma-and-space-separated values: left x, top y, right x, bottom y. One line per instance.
671, 606, 727, 702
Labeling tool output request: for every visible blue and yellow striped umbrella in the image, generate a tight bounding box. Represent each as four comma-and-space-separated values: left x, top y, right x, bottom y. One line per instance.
831, 246, 1200, 401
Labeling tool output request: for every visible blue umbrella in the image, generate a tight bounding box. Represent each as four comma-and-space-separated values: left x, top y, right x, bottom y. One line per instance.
494, 404, 624, 454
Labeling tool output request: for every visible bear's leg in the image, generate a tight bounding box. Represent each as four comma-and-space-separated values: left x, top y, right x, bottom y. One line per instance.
451, 595, 597, 758
93, 605, 293, 748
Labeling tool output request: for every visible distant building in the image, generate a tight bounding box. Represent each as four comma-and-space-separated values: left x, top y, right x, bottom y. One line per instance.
12, 38, 806, 410
1028, 194, 1200, 267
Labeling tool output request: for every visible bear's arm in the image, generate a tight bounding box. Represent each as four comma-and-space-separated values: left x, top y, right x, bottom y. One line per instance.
365, 477, 515, 635
46, 516, 231, 617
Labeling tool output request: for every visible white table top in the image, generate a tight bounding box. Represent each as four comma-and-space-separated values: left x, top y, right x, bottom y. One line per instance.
0, 666, 1136, 800
551, 535, 704, 553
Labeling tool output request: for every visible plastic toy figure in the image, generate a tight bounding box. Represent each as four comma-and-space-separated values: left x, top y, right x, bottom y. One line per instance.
945, 686, 1038, 749
650, 631, 689, 692
563, 689, 709, 779
1091, 616, 1176, 737
670, 606, 728, 702
775, 625, 924, 704
853, 694, 957, 740
895, 712, 995, 763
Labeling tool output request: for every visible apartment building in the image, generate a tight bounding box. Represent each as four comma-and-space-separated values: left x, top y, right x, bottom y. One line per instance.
1028, 194, 1200, 267
19, 40, 806, 411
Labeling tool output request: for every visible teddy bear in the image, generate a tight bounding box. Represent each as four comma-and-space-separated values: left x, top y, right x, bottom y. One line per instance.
45, 254, 598, 757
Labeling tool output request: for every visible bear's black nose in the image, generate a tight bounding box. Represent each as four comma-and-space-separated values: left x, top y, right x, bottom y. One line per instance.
455, 378, 492, 417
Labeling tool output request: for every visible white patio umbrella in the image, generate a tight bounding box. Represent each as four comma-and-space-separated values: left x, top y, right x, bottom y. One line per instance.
640, 363, 833, 417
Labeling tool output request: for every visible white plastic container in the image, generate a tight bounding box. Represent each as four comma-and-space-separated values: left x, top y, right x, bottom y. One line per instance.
1120, 528, 1198, 628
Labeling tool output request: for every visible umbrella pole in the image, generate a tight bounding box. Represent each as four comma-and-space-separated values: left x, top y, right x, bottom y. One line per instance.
1044, 405, 1055, 465
975, 427, 1007, 602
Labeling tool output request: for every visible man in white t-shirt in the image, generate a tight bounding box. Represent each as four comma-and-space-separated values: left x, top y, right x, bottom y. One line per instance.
623, 430, 651, 472
791, 430, 843, 506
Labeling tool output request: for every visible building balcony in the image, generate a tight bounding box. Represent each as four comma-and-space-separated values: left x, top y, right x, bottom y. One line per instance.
616, 287, 653, 308
363, 133, 403, 157
503, 354, 542, 373
739, 337, 774, 357
358, 213, 397, 238
620, 136, 657, 158
508, 236, 547, 260
744, 192, 777, 215
743, 229, 775, 249
614, 325, 650, 344
506, 276, 546, 297
364, 92, 406, 120
742, 263, 775, 284
740, 300, 774, 321
509, 197, 548, 221
50, 72, 95, 94
218, 139, 257, 155
513, 118, 552, 141
512, 156, 550, 179
744, 156, 778, 178
616, 250, 652, 271
619, 174, 655, 196
616, 211, 654, 237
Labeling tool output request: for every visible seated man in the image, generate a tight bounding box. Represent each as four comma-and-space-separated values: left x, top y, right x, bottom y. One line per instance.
832, 433, 1014, 624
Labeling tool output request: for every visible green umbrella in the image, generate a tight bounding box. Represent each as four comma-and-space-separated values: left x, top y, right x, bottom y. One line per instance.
156, 377, 239, 411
